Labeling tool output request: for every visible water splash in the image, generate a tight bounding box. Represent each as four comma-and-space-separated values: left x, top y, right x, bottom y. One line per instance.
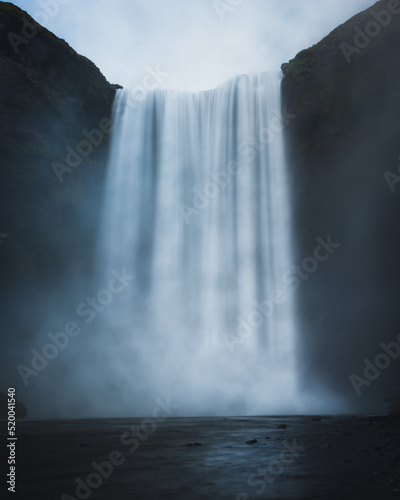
98, 72, 299, 416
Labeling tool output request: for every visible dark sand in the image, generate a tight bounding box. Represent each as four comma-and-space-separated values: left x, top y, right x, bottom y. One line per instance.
2, 415, 400, 499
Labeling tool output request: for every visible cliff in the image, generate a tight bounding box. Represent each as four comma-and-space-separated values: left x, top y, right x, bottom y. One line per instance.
0, 1, 119, 280
281, 0, 400, 410
282, 0, 400, 164
0, 1, 119, 394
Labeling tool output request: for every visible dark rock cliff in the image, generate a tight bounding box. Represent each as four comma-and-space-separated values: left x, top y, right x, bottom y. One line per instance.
0, 2, 119, 394
0, 3, 120, 270
282, 0, 400, 411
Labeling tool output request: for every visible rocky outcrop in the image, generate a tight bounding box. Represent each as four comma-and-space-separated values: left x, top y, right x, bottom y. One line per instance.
282, 0, 400, 164
281, 0, 400, 411
0, 2, 118, 176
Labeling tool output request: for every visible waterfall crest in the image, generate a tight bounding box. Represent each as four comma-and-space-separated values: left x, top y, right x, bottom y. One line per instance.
98, 72, 299, 416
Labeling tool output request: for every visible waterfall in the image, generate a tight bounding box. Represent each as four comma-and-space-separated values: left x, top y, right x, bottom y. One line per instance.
98, 72, 299, 416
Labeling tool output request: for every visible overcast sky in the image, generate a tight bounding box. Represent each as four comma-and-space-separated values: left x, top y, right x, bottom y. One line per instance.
12, 0, 374, 90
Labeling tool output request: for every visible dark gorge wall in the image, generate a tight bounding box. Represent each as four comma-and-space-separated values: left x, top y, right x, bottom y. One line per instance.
282, 0, 400, 412
0, 2, 118, 410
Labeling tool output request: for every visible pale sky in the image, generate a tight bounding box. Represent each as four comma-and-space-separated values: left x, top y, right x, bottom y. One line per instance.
12, 0, 374, 90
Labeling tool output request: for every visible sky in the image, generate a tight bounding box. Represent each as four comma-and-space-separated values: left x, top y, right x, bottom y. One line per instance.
11, 0, 375, 90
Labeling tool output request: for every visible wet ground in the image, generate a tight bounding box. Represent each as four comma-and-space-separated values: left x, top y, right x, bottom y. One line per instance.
2, 415, 400, 499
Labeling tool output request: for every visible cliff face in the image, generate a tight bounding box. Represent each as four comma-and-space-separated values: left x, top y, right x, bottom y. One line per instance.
281, 0, 400, 410
0, 2, 118, 391
282, 0, 400, 164
0, 2, 118, 276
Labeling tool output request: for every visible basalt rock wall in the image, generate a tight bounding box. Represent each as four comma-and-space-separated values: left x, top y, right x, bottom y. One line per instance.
282, 0, 400, 411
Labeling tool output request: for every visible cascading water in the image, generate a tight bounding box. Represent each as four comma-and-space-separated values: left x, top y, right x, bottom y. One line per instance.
98, 72, 299, 416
